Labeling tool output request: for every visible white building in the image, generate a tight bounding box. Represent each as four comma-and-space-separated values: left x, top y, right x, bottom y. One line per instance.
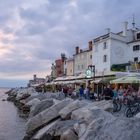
73, 41, 93, 76
92, 21, 140, 76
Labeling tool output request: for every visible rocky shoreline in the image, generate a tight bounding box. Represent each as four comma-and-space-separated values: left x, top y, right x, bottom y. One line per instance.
6, 87, 140, 140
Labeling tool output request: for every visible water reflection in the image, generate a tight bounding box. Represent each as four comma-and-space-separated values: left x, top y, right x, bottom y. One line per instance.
0, 88, 26, 140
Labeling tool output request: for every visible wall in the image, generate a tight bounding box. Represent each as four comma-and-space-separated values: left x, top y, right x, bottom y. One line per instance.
55, 59, 62, 77
110, 39, 129, 65
127, 41, 140, 62
66, 59, 74, 76
92, 39, 111, 75
74, 50, 92, 75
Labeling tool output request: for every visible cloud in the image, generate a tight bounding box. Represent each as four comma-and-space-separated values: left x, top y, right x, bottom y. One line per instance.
0, 0, 140, 86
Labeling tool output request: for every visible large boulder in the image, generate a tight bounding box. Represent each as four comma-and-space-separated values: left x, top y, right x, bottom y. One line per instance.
71, 107, 114, 139
59, 100, 88, 119
49, 92, 65, 100
26, 98, 72, 134
16, 87, 36, 100
135, 112, 140, 118
73, 108, 140, 140
29, 99, 54, 117
71, 106, 99, 122
25, 92, 65, 104
7, 88, 18, 96
25, 98, 41, 108
32, 119, 76, 140
32, 119, 60, 140
60, 129, 78, 140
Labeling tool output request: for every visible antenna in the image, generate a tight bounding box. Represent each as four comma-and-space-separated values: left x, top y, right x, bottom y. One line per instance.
132, 14, 136, 29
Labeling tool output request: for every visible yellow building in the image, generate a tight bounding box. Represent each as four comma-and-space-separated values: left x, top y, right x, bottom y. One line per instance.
65, 58, 74, 76
73, 41, 93, 76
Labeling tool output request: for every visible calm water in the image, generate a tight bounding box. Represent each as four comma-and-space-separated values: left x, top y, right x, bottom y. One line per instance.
0, 88, 26, 140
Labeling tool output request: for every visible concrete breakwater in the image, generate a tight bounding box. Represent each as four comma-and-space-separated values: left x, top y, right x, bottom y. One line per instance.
6, 87, 140, 140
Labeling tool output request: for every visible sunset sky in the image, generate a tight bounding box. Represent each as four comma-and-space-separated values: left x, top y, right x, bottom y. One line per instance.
0, 0, 140, 87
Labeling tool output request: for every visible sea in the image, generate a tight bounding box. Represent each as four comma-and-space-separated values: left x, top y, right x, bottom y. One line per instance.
0, 88, 26, 140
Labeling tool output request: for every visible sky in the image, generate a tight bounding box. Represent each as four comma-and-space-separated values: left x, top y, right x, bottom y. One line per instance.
0, 0, 140, 87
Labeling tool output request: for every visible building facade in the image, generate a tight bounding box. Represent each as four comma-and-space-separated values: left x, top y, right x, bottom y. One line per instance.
92, 22, 140, 76
73, 41, 93, 76
28, 74, 45, 87
65, 58, 74, 76
55, 59, 63, 77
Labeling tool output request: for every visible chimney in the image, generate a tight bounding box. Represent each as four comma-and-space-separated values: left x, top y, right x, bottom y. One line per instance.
80, 49, 83, 53
105, 28, 111, 34
123, 21, 128, 36
88, 41, 92, 51
33, 74, 37, 80
75, 46, 79, 54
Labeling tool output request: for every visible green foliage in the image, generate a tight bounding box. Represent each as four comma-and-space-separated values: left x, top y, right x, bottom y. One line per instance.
111, 63, 129, 72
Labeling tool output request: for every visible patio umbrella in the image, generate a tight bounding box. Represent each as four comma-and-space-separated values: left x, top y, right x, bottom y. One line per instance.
110, 74, 140, 84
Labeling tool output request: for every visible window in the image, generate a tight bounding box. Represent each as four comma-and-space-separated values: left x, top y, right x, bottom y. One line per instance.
90, 55, 92, 59
133, 45, 140, 51
137, 33, 140, 40
103, 42, 107, 49
134, 57, 138, 62
103, 55, 107, 62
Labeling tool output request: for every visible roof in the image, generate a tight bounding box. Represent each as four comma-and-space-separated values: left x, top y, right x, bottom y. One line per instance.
73, 49, 92, 56
127, 39, 140, 44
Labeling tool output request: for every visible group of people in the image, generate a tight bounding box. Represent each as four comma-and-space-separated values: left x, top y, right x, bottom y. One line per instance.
61, 84, 94, 99
59, 83, 140, 102
102, 84, 140, 101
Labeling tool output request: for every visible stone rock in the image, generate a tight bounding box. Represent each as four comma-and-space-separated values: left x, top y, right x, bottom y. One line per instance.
5, 88, 14, 94
25, 94, 44, 103
29, 99, 54, 117
71, 107, 98, 122
26, 99, 72, 134
25, 98, 41, 108
135, 112, 140, 118
32, 119, 76, 140
47, 120, 77, 137
53, 99, 61, 104
7, 88, 18, 96
78, 109, 140, 140
16, 87, 36, 100
25, 92, 65, 104
60, 129, 78, 140
49, 92, 65, 100
7, 95, 16, 102
74, 121, 87, 137
72, 107, 114, 138
32, 119, 59, 140
59, 100, 87, 119
20, 99, 26, 105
